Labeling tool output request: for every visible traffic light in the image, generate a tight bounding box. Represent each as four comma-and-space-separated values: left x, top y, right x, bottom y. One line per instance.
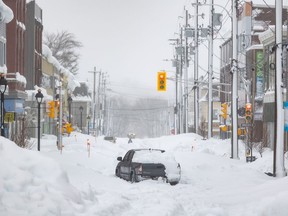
220, 103, 228, 119
237, 128, 246, 136
47, 101, 55, 119
55, 100, 60, 118
157, 71, 166, 91
245, 103, 252, 122
220, 125, 227, 132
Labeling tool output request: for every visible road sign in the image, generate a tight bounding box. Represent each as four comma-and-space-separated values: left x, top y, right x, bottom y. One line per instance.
4, 112, 15, 123
241, 123, 253, 127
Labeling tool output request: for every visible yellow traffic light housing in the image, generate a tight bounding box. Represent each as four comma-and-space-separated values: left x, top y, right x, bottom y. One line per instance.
47, 101, 55, 119
55, 100, 60, 117
220, 125, 228, 132
157, 71, 167, 91
237, 128, 246, 136
245, 103, 252, 122
220, 103, 228, 119
66, 123, 73, 134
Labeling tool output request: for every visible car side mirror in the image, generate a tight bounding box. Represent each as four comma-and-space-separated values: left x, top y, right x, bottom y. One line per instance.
117, 156, 122, 161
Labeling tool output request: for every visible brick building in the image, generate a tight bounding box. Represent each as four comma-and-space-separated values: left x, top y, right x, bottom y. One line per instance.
25, 0, 43, 90
3, 0, 27, 114
219, 2, 287, 144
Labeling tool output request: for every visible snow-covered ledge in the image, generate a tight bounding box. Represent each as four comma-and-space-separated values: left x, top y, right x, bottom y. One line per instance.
0, 0, 14, 23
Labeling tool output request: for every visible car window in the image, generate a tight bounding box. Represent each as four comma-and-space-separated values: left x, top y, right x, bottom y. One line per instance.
127, 151, 134, 161
123, 151, 132, 161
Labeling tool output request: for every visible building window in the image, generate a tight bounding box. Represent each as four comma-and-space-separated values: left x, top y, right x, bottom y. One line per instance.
213, 109, 219, 121
0, 41, 6, 67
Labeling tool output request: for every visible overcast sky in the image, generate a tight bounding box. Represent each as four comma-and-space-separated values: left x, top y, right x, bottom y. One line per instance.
35, 0, 280, 101
35, 0, 192, 100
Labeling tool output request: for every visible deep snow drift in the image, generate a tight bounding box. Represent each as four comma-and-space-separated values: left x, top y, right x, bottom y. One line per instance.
0, 132, 288, 216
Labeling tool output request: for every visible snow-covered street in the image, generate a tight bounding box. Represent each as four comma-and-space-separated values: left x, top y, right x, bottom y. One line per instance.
1, 132, 288, 216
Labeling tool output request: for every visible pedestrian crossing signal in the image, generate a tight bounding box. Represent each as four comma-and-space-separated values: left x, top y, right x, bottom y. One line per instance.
157, 71, 166, 91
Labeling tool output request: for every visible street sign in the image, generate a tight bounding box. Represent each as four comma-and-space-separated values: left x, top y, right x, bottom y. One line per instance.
241, 123, 253, 127
4, 112, 15, 123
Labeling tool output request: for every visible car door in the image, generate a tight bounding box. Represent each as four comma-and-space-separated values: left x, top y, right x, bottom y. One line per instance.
119, 150, 134, 180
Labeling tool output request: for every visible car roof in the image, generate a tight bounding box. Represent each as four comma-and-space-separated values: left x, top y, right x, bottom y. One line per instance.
132, 148, 165, 153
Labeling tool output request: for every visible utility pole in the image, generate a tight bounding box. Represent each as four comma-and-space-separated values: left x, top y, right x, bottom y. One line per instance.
168, 39, 180, 134
97, 70, 102, 136
274, 0, 286, 177
101, 72, 108, 135
58, 82, 63, 153
88, 67, 97, 131
194, 0, 199, 134
184, 9, 189, 133
207, 0, 214, 139
231, 0, 239, 159
175, 64, 178, 135
179, 26, 184, 134
176, 39, 181, 134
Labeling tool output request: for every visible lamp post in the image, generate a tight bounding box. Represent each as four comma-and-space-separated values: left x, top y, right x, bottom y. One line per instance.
0, 75, 8, 137
35, 89, 44, 151
79, 106, 83, 132
87, 115, 91, 135
67, 95, 72, 123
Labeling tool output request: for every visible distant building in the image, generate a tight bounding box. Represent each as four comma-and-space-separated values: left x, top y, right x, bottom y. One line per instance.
198, 81, 221, 138
72, 81, 92, 133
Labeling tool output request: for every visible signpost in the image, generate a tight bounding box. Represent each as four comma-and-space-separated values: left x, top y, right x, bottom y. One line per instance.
241, 123, 253, 127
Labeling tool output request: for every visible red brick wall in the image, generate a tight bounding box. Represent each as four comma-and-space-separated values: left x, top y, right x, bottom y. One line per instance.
4, 0, 26, 75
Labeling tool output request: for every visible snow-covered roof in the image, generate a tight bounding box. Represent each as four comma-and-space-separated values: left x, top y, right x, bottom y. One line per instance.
0, 64, 7, 74
264, 90, 275, 103
258, 26, 288, 45
0, 0, 14, 23
42, 44, 80, 92
16, 72, 27, 87
72, 95, 92, 102
246, 44, 264, 52
26, 86, 53, 102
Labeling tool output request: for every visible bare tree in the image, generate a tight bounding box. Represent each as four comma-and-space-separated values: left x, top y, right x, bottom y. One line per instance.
43, 30, 83, 75
254, 124, 268, 157
199, 116, 207, 139
11, 113, 35, 149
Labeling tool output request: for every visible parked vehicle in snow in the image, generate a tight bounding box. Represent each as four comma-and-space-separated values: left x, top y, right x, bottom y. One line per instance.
104, 136, 116, 143
115, 148, 181, 185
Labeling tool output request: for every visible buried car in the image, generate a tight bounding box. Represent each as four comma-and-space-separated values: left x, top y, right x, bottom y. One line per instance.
115, 148, 181, 185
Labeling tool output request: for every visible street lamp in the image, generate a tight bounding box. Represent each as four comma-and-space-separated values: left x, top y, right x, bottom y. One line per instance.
79, 106, 83, 132
0, 75, 8, 137
35, 89, 44, 151
87, 115, 91, 135
67, 95, 72, 123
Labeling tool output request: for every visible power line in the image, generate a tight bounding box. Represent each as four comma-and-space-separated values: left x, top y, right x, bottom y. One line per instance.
108, 106, 173, 111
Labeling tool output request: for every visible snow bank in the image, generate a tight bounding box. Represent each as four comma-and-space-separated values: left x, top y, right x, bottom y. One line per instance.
0, 137, 87, 216
42, 44, 80, 91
